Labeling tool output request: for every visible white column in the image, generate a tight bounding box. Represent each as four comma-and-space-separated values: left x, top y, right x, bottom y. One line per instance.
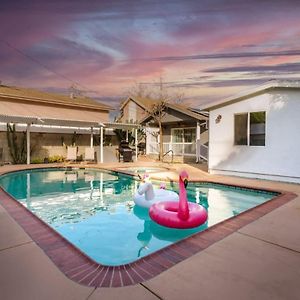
100, 126, 103, 163
126, 130, 128, 142
196, 122, 201, 163
90, 127, 93, 147
135, 128, 138, 161
26, 124, 31, 165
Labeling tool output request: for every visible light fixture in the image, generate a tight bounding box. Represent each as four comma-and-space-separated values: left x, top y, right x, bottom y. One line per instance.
215, 114, 222, 124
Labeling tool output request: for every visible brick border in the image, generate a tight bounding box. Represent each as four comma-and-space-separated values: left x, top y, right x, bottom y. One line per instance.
0, 170, 297, 287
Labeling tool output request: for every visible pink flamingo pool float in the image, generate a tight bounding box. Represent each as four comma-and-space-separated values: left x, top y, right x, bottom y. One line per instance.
149, 170, 208, 229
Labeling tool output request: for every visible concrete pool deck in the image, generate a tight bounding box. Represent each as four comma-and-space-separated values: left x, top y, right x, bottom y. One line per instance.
0, 162, 299, 300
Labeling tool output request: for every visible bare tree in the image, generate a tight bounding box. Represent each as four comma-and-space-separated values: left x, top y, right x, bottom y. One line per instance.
126, 82, 152, 100
128, 78, 183, 161
69, 84, 84, 99
148, 101, 167, 161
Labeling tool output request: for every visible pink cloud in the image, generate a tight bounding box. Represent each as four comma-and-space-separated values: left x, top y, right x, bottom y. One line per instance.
1, 0, 300, 106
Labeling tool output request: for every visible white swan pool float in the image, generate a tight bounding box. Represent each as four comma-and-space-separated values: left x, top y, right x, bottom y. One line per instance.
134, 181, 179, 209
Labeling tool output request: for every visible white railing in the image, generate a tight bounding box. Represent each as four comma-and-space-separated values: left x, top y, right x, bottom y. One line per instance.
148, 142, 196, 157
148, 142, 209, 161
199, 144, 208, 161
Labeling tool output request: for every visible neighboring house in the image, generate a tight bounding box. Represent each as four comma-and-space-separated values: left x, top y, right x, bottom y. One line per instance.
118, 96, 155, 124
119, 96, 209, 162
204, 80, 300, 183
0, 85, 112, 163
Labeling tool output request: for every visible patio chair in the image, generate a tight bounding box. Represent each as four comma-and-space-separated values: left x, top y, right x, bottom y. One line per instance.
66, 146, 77, 162
84, 147, 95, 163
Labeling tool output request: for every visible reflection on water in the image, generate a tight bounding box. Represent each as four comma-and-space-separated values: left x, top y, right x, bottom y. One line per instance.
1, 169, 135, 225
133, 204, 207, 257
0, 168, 275, 265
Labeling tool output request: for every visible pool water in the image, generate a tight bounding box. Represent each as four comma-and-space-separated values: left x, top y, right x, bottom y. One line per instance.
118, 166, 169, 174
0, 168, 277, 266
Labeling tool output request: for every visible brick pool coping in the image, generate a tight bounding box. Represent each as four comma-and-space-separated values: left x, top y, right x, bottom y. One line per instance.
0, 168, 297, 287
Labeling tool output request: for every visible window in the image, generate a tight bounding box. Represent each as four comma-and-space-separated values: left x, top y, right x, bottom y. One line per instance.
234, 114, 248, 145
171, 128, 196, 143
234, 111, 266, 146
171, 128, 196, 155
172, 129, 183, 143
250, 112, 265, 146
184, 128, 196, 143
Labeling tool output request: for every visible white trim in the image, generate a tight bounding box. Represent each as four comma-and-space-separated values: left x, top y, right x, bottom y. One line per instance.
204, 79, 300, 111
196, 122, 201, 162
0, 123, 100, 134
90, 127, 93, 148
247, 112, 250, 146
209, 168, 300, 184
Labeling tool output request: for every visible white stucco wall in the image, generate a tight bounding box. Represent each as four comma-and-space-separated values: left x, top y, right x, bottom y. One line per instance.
208, 90, 300, 183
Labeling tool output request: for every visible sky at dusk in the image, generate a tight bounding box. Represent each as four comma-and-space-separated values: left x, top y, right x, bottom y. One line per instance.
1, 0, 300, 108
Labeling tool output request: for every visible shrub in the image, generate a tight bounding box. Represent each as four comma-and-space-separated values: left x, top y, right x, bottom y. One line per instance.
31, 158, 44, 164
47, 155, 65, 163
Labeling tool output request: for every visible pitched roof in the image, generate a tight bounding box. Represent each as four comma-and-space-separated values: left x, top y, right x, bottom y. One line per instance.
167, 102, 208, 120
138, 101, 208, 124
120, 96, 158, 111
203, 80, 300, 111
120, 95, 208, 124
0, 85, 112, 111
121, 96, 207, 115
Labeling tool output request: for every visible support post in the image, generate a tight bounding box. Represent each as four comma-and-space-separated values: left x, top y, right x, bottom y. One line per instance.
126, 130, 128, 142
100, 126, 103, 163
196, 122, 201, 163
135, 128, 138, 161
90, 127, 93, 147
26, 124, 31, 165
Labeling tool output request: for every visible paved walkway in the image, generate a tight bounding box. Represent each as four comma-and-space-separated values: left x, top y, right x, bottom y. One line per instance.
0, 162, 299, 299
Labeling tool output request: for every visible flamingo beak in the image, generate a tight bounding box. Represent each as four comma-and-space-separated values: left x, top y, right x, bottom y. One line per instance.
183, 178, 188, 188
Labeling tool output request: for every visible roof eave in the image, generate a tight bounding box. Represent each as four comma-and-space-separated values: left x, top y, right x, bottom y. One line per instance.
0, 94, 113, 111
203, 83, 300, 111
165, 103, 208, 121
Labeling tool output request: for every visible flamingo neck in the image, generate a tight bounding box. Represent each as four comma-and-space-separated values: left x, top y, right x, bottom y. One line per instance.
177, 178, 189, 220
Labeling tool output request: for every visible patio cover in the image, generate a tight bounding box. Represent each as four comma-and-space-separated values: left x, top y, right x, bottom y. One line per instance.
0, 100, 105, 127
0, 101, 142, 164
104, 122, 141, 130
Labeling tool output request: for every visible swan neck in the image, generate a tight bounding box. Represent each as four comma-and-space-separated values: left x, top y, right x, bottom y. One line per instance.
138, 182, 155, 201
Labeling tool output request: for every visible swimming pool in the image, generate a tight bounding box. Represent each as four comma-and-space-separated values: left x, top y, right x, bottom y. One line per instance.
0, 168, 277, 266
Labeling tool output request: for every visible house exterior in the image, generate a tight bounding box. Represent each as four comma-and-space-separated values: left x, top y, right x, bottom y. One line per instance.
204, 80, 300, 183
118, 96, 155, 124
119, 96, 209, 162
0, 85, 112, 163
